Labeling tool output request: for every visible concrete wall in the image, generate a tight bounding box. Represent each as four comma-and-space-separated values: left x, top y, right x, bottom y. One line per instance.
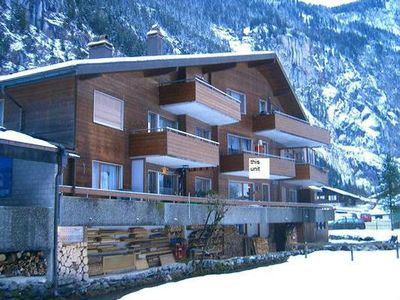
0, 206, 53, 252
60, 196, 334, 227
1, 158, 57, 207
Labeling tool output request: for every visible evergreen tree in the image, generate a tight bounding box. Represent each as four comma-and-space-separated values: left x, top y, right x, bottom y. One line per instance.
378, 153, 400, 230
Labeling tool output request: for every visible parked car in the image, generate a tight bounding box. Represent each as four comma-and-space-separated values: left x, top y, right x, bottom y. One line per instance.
360, 213, 372, 222
328, 217, 366, 230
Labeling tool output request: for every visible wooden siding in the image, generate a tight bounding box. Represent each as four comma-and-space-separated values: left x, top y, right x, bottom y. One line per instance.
220, 153, 295, 178
75, 72, 177, 189
159, 79, 241, 122
5, 77, 76, 149
253, 113, 330, 145
129, 130, 219, 166
295, 164, 329, 185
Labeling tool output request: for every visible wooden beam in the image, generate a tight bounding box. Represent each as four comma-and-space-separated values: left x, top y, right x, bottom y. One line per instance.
202, 62, 236, 74
77, 74, 102, 81
247, 59, 275, 68
273, 88, 291, 97
143, 67, 177, 77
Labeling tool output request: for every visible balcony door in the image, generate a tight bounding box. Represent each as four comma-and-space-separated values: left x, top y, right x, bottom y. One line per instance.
148, 112, 178, 131
147, 170, 179, 195
227, 134, 252, 154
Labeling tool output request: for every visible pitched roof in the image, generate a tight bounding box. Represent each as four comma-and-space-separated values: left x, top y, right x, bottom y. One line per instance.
0, 51, 306, 119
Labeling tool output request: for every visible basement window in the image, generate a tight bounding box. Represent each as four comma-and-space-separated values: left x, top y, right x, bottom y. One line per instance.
92, 161, 123, 190
93, 90, 124, 130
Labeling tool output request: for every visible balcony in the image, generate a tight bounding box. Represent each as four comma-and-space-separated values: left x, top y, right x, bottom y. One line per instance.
129, 127, 219, 168
286, 163, 329, 186
220, 151, 296, 179
159, 77, 241, 125
253, 111, 330, 147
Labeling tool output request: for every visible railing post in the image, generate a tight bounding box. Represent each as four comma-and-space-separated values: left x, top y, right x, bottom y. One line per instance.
304, 242, 308, 258
350, 245, 354, 261
188, 192, 191, 220
396, 240, 399, 259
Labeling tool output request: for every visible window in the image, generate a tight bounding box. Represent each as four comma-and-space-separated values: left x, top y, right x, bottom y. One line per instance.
92, 161, 122, 190
227, 134, 252, 154
0, 99, 4, 126
262, 184, 270, 201
147, 112, 178, 131
195, 177, 212, 196
147, 170, 179, 195
328, 195, 337, 201
229, 181, 254, 200
93, 90, 124, 130
259, 99, 266, 114
288, 189, 297, 202
195, 127, 211, 139
281, 187, 287, 202
227, 89, 246, 114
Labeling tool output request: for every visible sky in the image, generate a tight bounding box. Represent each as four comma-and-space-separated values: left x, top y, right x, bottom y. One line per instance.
299, 0, 359, 7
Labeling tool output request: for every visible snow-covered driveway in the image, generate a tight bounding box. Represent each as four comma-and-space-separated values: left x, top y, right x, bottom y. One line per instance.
121, 250, 400, 300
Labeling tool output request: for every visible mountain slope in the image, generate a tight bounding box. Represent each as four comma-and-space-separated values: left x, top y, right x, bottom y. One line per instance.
1, 0, 399, 195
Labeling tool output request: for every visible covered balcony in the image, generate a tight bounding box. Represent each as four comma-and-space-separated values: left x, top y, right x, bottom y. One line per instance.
220, 151, 296, 179
129, 127, 219, 168
253, 111, 330, 148
159, 77, 241, 125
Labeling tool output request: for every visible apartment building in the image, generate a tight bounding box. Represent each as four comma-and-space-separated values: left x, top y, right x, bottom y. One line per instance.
0, 29, 332, 256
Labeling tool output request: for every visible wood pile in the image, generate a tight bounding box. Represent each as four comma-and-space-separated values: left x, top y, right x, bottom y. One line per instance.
187, 225, 224, 258
0, 251, 46, 277
58, 242, 89, 283
223, 226, 244, 258
165, 225, 184, 239
86, 227, 174, 276
253, 237, 269, 255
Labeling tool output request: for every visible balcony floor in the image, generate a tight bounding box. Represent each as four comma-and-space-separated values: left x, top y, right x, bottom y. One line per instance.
139, 155, 216, 169
161, 102, 239, 126
221, 170, 292, 180
255, 129, 326, 148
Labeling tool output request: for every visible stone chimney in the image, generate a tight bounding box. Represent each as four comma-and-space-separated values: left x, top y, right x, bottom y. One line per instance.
88, 35, 113, 59
146, 25, 164, 56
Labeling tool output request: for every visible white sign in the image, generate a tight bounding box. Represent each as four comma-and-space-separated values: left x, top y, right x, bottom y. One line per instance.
58, 226, 84, 244
249, 158, 270, 179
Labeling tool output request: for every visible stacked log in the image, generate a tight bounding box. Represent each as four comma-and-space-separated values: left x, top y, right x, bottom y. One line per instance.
0, 251, 46, 277
57, 242, 89, 284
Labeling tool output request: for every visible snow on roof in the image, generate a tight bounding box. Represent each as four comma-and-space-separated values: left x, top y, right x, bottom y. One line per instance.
0, 128, 57, 151
0, 51, 276, 87
322, 186, 376, 203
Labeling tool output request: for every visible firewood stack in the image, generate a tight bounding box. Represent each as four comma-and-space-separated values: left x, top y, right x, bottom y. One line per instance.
57, 242, 89, 283
187, 225, 224, 258
0, 251, 46, 277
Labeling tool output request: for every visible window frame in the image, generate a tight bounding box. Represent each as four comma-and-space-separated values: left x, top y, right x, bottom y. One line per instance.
226, 89, 246, 114
147, 111, 178, 131
228, 180, 255, 201
262, 183, 271, 202
195, 176, 212, 195
147, 169, 179, 195
195, 127, 211, 139
92, 160, 123, 190
227, 133, 253, 155
93, 90, 124, 131
259, 99, 267, 114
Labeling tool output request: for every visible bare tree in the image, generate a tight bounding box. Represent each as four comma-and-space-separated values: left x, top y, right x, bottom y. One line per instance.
195, 192, 229, 269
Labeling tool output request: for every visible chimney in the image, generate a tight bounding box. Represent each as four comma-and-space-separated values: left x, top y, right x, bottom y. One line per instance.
88, 35, 113, 59
146, 25, 164, 56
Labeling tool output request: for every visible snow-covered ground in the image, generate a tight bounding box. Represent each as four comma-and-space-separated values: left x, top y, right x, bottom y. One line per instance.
329, 229, 400, 242
121, 250, 400, 300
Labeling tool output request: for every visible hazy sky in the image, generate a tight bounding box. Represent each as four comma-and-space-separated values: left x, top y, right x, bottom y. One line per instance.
299, 0, 359, 7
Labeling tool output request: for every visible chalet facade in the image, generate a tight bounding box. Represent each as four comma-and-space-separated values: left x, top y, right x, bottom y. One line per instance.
0, 30, 333, 267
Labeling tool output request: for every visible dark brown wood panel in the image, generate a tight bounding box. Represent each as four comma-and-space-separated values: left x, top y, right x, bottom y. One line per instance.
253, 113, 330, 145
295, 164, 328, 185
129, 130, 219, 166
5, 76, 76, 149
220, 153, 295, 178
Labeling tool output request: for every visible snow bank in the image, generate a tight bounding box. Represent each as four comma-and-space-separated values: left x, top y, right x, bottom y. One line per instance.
330, 229, 400, 242
121, 250, 400, 300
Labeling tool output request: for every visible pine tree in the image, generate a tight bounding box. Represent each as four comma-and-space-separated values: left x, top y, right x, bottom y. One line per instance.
378, 153, 400, 230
